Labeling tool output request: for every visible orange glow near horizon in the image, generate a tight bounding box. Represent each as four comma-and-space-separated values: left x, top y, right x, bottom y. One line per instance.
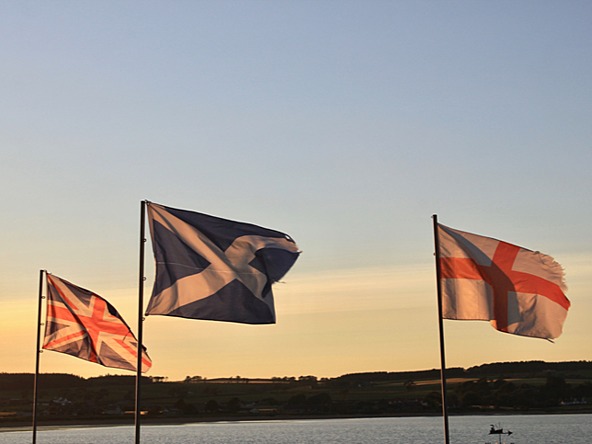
2, 254, 590, 381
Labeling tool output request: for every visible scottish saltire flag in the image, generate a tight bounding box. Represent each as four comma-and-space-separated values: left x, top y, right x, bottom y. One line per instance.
43, 274, 152, 372
145, 202, 300, 324
437, 223, 570, 340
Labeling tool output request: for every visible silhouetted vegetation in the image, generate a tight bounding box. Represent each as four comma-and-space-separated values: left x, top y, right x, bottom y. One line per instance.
1, 361, 590, 426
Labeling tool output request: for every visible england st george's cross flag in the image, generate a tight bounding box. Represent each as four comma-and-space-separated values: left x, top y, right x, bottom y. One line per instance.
43, 274, 152, 372
145, 202, 300, 324
437, 223, 570, 340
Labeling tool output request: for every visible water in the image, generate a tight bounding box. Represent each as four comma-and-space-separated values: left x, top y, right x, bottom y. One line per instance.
1, 414, 590, 443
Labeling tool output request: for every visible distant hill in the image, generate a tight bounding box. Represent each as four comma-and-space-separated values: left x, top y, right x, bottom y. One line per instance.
2, 360, 592, 389
329, 360, 592, 385
1, 361, 590, 424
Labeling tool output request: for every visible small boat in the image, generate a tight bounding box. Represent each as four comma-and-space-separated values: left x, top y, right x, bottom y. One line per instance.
485, 423, 514, 444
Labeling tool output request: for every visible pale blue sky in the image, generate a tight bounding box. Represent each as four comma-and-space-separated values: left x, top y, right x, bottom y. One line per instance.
1, 1, 591, 380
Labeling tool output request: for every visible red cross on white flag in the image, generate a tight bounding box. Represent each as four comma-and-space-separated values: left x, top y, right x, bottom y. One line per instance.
436, 223, 570, 340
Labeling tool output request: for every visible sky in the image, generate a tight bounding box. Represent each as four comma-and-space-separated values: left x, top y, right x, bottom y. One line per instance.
1, 1, 591, 382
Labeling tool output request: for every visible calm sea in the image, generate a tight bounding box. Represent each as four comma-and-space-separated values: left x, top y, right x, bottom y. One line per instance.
1, 414, 590, 444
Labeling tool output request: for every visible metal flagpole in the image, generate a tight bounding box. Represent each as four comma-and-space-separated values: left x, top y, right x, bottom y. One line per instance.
32, 269, 45, 444
135, 201, 147, 444
432, 215, 450, 444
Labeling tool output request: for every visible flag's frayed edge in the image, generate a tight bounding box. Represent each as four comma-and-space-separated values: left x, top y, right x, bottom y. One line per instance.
537, 251, 568, 292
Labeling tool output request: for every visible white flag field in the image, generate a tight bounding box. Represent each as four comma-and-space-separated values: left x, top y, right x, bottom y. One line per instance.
437, 223, 570, 340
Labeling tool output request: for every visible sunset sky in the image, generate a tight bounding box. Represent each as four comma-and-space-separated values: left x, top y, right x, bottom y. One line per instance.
1, 1, 591, 381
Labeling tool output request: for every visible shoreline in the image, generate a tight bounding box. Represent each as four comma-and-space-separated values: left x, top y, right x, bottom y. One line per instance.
2, 409, 591, 433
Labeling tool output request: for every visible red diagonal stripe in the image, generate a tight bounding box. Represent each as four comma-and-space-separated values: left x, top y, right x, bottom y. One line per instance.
43, 330, 86, 350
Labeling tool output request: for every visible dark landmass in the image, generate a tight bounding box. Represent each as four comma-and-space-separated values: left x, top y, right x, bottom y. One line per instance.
1, 360, 591, 428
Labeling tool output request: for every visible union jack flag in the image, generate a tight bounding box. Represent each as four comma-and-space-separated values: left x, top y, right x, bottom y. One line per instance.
43, 274, 152, 372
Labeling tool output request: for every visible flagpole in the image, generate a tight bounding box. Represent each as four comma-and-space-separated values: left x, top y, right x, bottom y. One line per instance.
32, 269, 45, 444
135, 201, 147, 444
432, 215, 450, 444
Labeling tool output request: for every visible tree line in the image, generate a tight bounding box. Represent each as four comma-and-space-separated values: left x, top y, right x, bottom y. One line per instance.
1, 361, 590, 422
